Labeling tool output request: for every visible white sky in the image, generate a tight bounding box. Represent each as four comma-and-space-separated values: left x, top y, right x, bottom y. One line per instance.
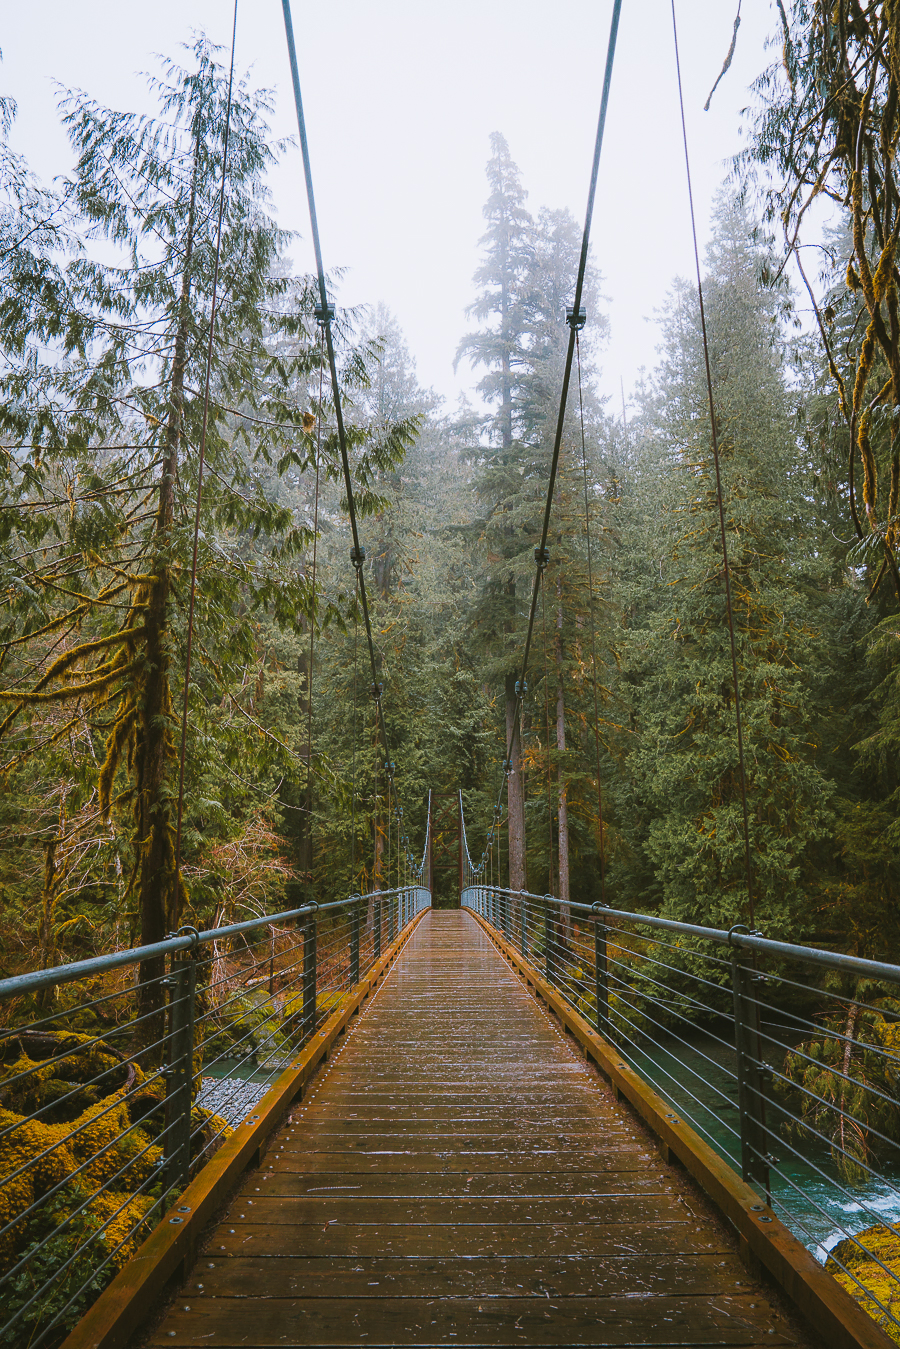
2, 0, 784, 415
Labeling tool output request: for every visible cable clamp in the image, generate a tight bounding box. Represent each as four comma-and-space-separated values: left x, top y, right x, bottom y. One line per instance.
566, 305, 587, 330
591, 901, 609, 914
173, 924, 200, 949
371, 682, 383, 699
315, 302, 336, 325
306, 901, 319, 914
351, 546, 366, 569
534, 546, 550, 570
727, 923, 749, 946
515, 679, 528, 697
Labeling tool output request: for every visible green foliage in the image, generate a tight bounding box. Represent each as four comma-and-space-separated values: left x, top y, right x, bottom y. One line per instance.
779, 993, 900, 1180
613, 196, 832, 935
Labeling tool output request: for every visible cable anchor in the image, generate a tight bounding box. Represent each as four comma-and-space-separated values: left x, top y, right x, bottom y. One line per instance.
315, 302, 335, 325
566, 305, 587, 330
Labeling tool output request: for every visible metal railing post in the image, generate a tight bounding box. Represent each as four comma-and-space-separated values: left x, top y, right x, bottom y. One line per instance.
350, 895, 361, 985
303, 911, 317, 1037
374, 895, 382, 959
163, 958, 196, 1193
594, 912, 609, 1038
520, 892, 527, 956
731, 955, 770, 1194
389, 891, 396, 943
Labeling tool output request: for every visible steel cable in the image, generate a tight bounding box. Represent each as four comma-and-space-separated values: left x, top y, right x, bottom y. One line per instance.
488, 0, 622, 841
280, 0, 412, 833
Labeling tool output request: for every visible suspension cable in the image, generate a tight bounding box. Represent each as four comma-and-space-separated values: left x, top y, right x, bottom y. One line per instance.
350, 569, 359, 887
173, 0, 239, 911
303, 328, 324, 897
576, 331, 607, 906
280, 0, 396, 786
670, 0, 754, 924
540, 569, 555, 893
490, 0, 622, 835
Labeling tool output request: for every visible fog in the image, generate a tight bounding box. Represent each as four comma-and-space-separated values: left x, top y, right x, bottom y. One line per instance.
2, 0, 782, 411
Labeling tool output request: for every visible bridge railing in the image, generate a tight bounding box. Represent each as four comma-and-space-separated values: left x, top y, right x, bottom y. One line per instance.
462, 884, 900, 1342
0, 883, 429, 1349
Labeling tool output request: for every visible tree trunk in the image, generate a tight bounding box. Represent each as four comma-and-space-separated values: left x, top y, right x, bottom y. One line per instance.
505, 674, 527, 893
136, 138, 200, 1049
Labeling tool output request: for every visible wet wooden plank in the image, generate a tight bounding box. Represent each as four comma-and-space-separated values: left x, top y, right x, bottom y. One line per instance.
148, 1294, 796, 1346
184, 1252, 753, 1299
253, 1170, 670, 1197
206, 1221, 730, 1260
260, 1150, 655, 1174
218, 1194, 685, 1225
148, 912, 811, 1348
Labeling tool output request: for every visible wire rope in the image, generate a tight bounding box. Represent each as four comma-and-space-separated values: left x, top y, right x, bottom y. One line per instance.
540, 569, 555, 894
489, 0, 622, 841
280, 1, 400, 795
350, 569, 359, 887
173, 0, 239, 906
304, 327, 325, 899
670, 0, 754, 923
576, 331, 607, 906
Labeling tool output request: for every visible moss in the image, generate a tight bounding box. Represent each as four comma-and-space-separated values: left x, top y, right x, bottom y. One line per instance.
0, 1029, 234, 1344
0, 1032, 134, 1122
828, 1224, 900, 1343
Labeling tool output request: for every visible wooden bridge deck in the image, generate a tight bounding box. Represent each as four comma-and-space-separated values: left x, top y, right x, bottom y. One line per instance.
148, 911, 815, 1347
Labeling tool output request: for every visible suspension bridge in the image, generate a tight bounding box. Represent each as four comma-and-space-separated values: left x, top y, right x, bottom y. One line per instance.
4, 1, 900, 1347
4, 874, 898, 1349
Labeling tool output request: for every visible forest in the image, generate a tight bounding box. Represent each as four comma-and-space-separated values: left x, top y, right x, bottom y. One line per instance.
2, 3, 900, 985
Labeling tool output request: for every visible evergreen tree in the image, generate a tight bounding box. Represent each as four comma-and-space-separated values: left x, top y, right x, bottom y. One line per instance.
0, 41, 347, 1006
456, 133, 534, 888
620, 197, 832, 935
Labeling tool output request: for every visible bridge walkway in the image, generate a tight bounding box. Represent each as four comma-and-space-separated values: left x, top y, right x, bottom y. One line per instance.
147, 911, 814, 1347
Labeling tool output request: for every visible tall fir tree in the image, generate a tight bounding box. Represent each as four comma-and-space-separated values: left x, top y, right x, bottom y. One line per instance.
619, 197, 832, 936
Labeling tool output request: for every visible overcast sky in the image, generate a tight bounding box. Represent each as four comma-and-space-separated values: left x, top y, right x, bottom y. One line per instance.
3, 1, 784, 414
